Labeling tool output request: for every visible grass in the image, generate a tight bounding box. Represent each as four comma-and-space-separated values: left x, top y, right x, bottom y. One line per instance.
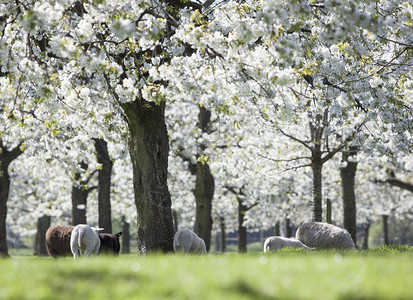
1, 245, 413, 299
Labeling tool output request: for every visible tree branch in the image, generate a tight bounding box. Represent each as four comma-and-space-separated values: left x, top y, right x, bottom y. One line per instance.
277, 128, 312, 150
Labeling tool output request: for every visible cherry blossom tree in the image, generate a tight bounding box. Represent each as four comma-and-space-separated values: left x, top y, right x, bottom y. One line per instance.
154, 0, 412, 226
2, 0, 413, 255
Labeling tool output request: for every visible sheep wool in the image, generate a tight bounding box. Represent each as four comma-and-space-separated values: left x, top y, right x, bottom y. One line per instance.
296, 222, 356, 250
70, 224, 102, 259
173, 229, 207, 254
263, 236, 314, 252
45, 225, 75, 258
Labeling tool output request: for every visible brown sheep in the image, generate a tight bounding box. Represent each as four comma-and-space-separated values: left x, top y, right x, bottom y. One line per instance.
45, 225, 74, 258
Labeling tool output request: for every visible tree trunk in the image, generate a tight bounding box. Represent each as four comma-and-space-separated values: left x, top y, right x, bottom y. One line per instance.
214, 232, 220, 252
238, 199, 247, 253
34, 215, 51, 256
285, 217, 292, 237
71, 161, 89, 225
94, 138, 113, 233
363, 221, 370, 250
274, 221, 280, 236
311, 156, 323, 222
326, 198, 332, 224
341, 147, 358, 247
172, 209, 179, 233
0, 168, 10, 258
193, 161, 214, 252
382, 214, 389, 245
121, 100, 174, 253
220, 216, 226, 253
193, 106, 214, 252
309, 111, 327, 223
121, 217, 130, 254
0, 142, 23, 257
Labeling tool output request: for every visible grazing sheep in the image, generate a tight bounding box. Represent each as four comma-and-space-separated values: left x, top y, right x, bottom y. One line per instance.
296, 222, 356, 250
263, 236, 315, 252
173, 229, 207, 254
99, 232, 123, 255
70, 224, 103, 259
45, 225, 75, 258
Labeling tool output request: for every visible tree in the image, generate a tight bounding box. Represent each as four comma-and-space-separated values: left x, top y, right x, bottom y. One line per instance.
160, 0, 412, 226
341, 146, 358, 246
170, 104, 215, 251
121, 216, 130, 254
121, 101, 174, 252
71, 161, 96, 225
2, 0, 413, 253
0, 142, 23, 257
2, 0, 202, 253
34, 215, 51, 256
382, 214, 389, 245
94, 138, 113, 233
225, 185, 258, 252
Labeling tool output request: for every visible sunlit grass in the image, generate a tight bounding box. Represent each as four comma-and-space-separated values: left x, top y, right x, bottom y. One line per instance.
1, 246, 413, 299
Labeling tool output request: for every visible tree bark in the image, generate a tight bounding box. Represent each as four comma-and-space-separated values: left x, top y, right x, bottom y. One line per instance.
192, 105, 214, 252
326, 198, 332, 224
0, 167, 10, 258
341, 147, 358, 247
121, 100, 174, 253
193, 161, 214, 252
311, 156, 323, 222
34, 215, 51, 256
220, 216, 226, 253
172, 209, 179, 233
71, 161, 89, 225
274, 221, 280, 236
363, 221, 370, 249
238, 199, 248, 253
121, 217, 130, 254
382, 214, 389, 245
285, 217, 292, 237
0, 142, 23, 257
94, 138, 113, 233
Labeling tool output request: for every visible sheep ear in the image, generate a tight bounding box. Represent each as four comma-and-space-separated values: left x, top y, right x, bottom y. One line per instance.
94, 227, 105, 233
117, 232, 122, 237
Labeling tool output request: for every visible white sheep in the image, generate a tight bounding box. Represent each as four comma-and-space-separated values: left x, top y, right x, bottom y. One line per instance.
296, 222, 356, 250
70, 224, 104, 259
173, 229, 207, 254
263, 236, 315, 252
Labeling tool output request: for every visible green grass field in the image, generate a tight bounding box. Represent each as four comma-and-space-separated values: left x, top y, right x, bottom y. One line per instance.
1, 246, 413, 299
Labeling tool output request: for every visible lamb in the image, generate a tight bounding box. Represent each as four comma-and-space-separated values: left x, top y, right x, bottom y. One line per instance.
45, 225, 75, 258
70, 224, 103, 259
296, 222, 356, 250
263, 236, 315, 252
173, 229, 207, 254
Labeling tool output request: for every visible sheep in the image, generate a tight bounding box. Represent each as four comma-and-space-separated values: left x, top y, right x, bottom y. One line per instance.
70, 224, 103, 259
45, 225, 75, 258
46, 225, 123, 258
296, 222, 356, 250
173, 229, 207, 254
98, 232, 123, 255
263, 236, 315, 252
